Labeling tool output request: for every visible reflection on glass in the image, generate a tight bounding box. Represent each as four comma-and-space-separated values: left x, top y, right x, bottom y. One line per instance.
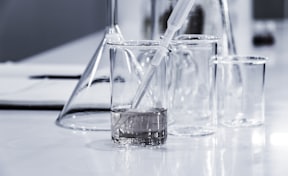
164, 136, 216, 176
216, 127, 266, 176
112, 148, 167, 176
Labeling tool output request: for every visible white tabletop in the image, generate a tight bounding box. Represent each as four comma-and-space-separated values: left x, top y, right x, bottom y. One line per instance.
1, 28, 288, 175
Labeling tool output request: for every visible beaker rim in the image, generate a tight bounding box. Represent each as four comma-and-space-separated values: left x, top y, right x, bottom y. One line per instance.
171, 34, 219, 46
173, 34, 219, 41
107, 40, 161, 46
212, 55, 268, 64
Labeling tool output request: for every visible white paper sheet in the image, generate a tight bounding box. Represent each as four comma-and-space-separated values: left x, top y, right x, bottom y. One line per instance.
0, 63, 110, 109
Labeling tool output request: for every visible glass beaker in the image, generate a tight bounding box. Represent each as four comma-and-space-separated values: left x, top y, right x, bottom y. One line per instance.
167, 34, 219, 137
108, 40, 168, 146
213, 55, 267, 128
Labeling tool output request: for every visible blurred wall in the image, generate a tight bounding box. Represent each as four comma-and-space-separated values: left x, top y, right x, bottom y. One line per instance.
1, 0, 287, 62
0, 0, 106, 62
253, 0, 286, 20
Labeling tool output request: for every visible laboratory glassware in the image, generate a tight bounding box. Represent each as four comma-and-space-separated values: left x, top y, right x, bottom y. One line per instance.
56, 0, 123, 131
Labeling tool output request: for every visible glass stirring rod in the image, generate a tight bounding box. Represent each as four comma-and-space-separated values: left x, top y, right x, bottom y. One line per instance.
131, 0, 196, 108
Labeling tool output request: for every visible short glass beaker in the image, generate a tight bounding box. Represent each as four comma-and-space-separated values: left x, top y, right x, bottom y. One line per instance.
108, 40, 168, 146
213, 55, 267, 128
168, 34, 219, 137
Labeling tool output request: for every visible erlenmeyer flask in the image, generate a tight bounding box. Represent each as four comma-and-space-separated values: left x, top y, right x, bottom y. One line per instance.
151, 0, 237, 54
55, 0, 123, 131
190, 0, 237, 54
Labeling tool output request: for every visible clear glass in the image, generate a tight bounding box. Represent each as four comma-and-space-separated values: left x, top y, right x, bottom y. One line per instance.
117, 0, 154, 40
183, 0, 236, 55
117, 0, 236, 55
213, 56, 267, 128
216, 127, 266, 176
55, 0, 123, 131
108, 40, 168, 146
150, 0, 236, 54
55, 0, 236, 131
168, 34, 219, 137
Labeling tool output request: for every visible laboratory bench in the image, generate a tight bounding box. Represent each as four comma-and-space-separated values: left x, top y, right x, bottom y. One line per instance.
0, 27, 288, 176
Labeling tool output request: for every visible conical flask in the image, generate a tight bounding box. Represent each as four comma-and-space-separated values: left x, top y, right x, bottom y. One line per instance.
151, 0, 237, 54
56, 0, 123, 131
181, 0, 237, 54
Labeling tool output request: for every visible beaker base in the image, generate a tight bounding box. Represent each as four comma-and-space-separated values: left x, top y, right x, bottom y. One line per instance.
169, 126, 215, 137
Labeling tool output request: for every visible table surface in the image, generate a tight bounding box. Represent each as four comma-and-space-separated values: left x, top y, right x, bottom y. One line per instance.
1, 28, 288, 176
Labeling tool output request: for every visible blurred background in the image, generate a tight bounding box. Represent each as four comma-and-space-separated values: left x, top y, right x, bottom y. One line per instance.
0, 0, 106, 62
0, 0, 287, 62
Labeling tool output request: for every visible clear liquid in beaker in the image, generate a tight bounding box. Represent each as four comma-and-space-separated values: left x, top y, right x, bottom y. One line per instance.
111, 108, 167, 146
